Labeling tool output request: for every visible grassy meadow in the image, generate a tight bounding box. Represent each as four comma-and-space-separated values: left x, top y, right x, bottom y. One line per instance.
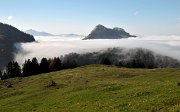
0, 65, 180, 112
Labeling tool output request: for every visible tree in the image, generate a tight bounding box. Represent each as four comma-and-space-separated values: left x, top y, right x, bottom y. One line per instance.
40, 58, 49, 73
0, 71, 2, 80
49, 57, 62, 72
22, 59, 32, 76
100, 57, 111, 65
22, 58, 40, 76
31, 57, 40, 75
6, 61, 13, 78
55, 57, 62, 70
13, 62, 21, 77
5, 61, 21, 78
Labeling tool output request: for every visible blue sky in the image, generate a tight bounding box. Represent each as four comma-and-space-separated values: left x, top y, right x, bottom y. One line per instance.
0, 0, 180, 35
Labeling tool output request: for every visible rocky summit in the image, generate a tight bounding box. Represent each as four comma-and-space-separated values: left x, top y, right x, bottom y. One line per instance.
83, 24, 136, 40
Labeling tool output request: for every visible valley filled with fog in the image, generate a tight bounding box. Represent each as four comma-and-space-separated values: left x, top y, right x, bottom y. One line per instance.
14, 35, 180, 65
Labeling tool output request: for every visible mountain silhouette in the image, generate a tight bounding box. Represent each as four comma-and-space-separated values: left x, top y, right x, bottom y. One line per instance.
0, 22, 35, 69
83, 24, 136, 40
25, 29, 84, 37
25, 29, 54, 36
0, 23, 35, 43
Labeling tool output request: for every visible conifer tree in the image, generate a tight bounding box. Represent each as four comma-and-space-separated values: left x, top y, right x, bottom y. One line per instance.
13, 62, 21, 77
40, 58, 49, 73
6, 61, 13, 78
31, 57, 40, 75
22, 59, 32, 76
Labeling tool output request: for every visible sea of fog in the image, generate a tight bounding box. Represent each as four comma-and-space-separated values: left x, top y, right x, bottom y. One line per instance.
14, 35, 180, 65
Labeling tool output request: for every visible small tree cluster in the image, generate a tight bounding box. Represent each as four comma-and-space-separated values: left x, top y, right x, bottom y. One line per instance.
22, 57, 62, 77
22, 58, 40, 76
1, 61, 21, 79
49, 57, 62, 72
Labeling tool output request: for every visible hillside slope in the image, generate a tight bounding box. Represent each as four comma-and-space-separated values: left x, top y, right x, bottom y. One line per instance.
0, 23, 35, 43
0, 65, 180, 112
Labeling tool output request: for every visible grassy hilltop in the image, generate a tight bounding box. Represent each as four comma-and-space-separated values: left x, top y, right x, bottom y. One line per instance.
0, 65, 180, 112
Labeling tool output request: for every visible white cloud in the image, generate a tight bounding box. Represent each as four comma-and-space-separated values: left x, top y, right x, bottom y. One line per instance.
7, 16, 13, 20
14, 35, 180, 66
133, 11, 139, 16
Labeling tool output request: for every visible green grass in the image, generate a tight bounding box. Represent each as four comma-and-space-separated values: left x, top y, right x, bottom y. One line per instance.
0, 65, 180, 112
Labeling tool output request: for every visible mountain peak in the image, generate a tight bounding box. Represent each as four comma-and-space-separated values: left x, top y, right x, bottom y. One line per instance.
91, 24, 107, 32
96, 24, 106, 28
83, 25, 136, 40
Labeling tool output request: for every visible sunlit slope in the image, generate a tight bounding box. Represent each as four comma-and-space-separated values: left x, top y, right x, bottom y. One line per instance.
0, 65, 180, 112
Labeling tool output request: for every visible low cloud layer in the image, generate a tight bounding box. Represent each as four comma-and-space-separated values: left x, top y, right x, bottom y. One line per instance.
14, 35, 180, 65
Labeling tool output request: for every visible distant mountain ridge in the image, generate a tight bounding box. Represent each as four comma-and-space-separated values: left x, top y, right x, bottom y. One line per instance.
25, 29, 84, 37
83, 24, 136, 40
25, 29, 54, 36
58, 34, 84, 37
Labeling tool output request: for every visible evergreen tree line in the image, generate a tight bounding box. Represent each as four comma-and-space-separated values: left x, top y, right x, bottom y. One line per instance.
1, 48, 180, 80
0, 57, 65, 80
